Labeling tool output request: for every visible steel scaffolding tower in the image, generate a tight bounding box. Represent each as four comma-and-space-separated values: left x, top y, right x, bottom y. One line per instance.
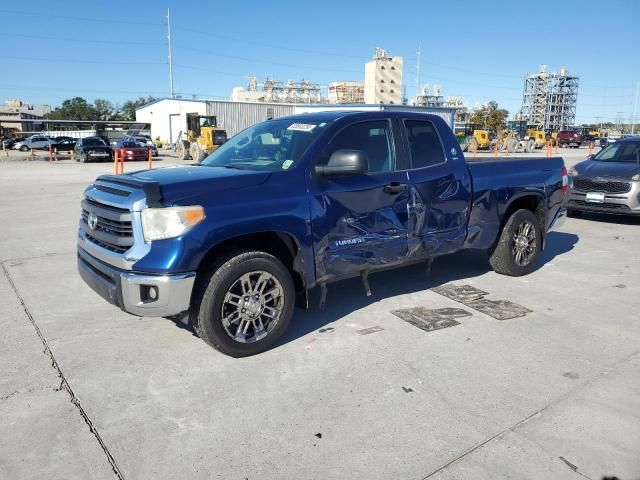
519, 65, 579, 131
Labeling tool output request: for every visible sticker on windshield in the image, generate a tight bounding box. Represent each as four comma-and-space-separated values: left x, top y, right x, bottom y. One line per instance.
282, 159, 293, 170
287, 123, 316, 132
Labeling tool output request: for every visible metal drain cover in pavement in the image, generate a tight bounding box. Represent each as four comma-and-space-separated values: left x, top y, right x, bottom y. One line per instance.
431, 284, 488, 303
465, 298, 532, 320
391, 307, 471, 332
432, 283, 533, 320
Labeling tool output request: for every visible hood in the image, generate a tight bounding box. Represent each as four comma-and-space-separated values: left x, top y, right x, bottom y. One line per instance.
576, 159, 640, 180
128, 165, 271, 203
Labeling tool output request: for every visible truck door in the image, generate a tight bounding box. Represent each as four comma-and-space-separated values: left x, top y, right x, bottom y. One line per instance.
402, 118, 472, 258
309, 119, 411, 283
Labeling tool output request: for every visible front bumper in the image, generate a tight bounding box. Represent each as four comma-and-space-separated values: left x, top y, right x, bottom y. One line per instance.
568, 181, 640, 215
78, 247, 196, 317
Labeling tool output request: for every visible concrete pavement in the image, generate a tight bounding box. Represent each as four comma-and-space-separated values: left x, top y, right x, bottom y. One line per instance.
1, 148, 638, 479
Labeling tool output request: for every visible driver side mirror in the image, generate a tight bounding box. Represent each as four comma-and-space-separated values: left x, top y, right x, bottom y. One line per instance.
587, 154, 595, 160
315, 149, 369, 176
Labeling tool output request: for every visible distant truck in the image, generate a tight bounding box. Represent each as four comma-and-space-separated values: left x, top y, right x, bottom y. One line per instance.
558, 130, 583, 148
77, 111, 568, 357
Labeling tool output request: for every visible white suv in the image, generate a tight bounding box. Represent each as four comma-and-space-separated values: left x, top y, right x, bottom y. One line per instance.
13, 135, 54, 151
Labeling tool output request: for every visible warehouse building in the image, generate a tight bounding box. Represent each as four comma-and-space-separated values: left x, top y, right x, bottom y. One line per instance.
136, 98, 456, 146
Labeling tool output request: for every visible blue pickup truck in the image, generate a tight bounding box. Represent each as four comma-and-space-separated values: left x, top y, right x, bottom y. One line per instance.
78, 111, 567, 356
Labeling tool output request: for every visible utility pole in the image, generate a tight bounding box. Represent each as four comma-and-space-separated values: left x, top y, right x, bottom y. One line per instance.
415, 46, 421, 98
632, 80, 639, 134
167, 8, 174, 98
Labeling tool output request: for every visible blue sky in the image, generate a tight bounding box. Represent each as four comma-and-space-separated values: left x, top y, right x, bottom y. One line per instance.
1, 0, 638, 124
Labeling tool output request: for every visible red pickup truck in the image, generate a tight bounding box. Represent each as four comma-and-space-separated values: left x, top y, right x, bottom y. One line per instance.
558, 130, 582, 148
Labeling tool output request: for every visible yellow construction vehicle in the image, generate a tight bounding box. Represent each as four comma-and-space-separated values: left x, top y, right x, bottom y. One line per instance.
525, 129, 547, 149
176, 113, 228, 161
466, 129, 492, 151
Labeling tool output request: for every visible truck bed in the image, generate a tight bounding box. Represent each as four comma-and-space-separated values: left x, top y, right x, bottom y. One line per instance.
463, 156, 565, 250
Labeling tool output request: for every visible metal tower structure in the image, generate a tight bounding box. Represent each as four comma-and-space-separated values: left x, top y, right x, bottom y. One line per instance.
519, 65, 579, 131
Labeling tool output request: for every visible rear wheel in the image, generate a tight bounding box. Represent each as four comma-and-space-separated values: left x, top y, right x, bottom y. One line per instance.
191, 250, 295, 357
489, 209, 541, 276
176, 140, 191, 160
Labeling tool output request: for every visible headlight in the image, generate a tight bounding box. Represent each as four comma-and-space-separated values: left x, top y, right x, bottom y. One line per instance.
568, 167, 579, 177
141, 206, 205, 242
632, 174, 640, 181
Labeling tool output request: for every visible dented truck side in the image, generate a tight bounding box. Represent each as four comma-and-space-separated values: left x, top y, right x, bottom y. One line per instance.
78, 110, 567, 356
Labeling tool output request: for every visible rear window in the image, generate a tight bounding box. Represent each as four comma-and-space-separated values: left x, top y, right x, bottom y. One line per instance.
404, 120, 446, 168
84, 138, 107, 146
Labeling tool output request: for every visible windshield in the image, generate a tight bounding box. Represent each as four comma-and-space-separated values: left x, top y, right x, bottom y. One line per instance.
201, 119, 329, 171
593, 141, 639, 163
84, 138, 107, 146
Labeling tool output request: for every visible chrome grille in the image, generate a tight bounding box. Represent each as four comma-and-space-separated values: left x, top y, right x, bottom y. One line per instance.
573, 178, 631, 194
80, 198, 133, 254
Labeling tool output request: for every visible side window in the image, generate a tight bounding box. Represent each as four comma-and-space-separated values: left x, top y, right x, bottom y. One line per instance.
618, 142, 640, 162
327, 120, 394, 173
404, 120, 446, 168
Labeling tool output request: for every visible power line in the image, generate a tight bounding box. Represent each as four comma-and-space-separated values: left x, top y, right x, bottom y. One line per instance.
0, 55, 166, 66
0, 9, 163, 25
0, 32, 166, 46
173, 44, 362, 74
173, 26, 367, 60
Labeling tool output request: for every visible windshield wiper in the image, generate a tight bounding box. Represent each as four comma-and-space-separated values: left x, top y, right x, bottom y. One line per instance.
222, 164, 256, 170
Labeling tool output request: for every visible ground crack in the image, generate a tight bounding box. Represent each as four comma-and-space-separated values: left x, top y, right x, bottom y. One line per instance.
1, 261, 125, 480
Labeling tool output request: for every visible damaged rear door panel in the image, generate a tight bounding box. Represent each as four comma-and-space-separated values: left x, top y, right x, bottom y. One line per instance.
401, 117, 473, 258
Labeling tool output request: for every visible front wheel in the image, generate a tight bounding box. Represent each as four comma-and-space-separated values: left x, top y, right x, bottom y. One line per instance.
567, 209, 582, 218
191, 251, 295, 357
489, 209, 542, 276
19, 145, 29, 152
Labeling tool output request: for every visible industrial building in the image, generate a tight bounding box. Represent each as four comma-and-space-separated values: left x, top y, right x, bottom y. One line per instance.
518, 65, 579, 131
136, 98, 457, 146
230, 75, 322, 104
328, 81, 365, 104
364, 48, 403, 105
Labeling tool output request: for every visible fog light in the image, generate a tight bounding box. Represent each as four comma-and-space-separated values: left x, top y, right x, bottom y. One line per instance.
148, 286, 158, 300
141, 285, 158, 302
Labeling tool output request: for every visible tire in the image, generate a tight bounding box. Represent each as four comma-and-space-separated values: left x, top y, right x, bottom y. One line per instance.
567, 209, 582, 218
19, 145, 28, 152
489, 209, 542, 276
176, 140, 191, 160
191, 250, 295, 357
189, 142, 205, 162
80, 152, 88, 163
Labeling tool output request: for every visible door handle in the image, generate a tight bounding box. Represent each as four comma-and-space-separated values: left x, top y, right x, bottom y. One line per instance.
383, 182, 407, 194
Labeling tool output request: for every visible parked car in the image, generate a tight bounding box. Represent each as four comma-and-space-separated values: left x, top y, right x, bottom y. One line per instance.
558, 130, 582, 148
113, 139, 150, 161
1, 136, 17, 149
52, 138, 78, 153
567, 135, 640, 217
13, 135, 54, 151
123, 135, 158, 157
78, 111, 568, 357
74, 136, 112, 162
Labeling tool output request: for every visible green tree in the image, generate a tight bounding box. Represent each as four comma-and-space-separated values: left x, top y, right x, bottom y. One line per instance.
94, 99, 116, 120
469, 101, 509, 132
120, 96, 158, 121
46, 97, 99, 120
